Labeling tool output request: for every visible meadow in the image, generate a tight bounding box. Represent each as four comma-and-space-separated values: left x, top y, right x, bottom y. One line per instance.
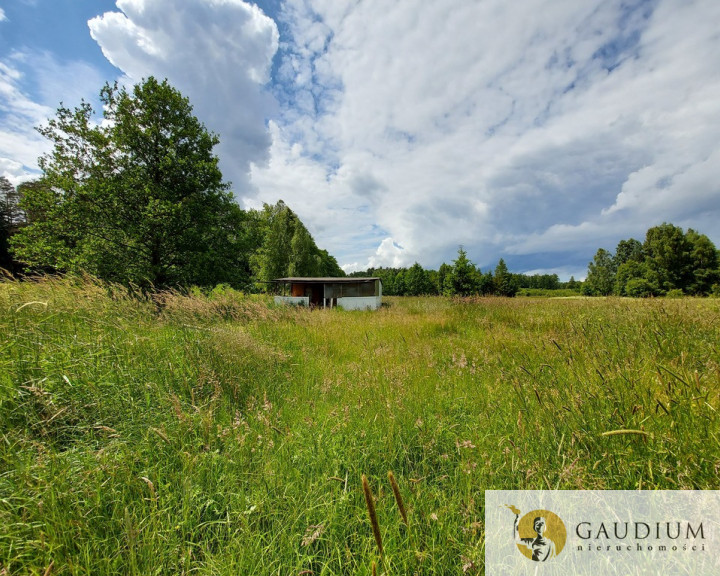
1, 277, 719, 575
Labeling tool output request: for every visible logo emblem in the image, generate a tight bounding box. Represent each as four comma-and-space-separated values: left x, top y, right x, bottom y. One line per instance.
506, 505, 567, 561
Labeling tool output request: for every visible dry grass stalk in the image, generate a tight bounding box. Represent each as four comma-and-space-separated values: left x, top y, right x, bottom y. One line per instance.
600, 429, 651, 437
362, 474, 383, 556
140, 476, 157, 503
387, 471, 408, 526
301, 524, 324, 546
150, 427, 170, 444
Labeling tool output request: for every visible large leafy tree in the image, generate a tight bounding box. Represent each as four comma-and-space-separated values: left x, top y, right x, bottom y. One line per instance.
613, 238, 643, 268
251, 200, 344, 286
584, 248, 616, 296
12, 77, 249, 289
642, 223, 693, 294
404, 262, 433, 296
586, 223, 719, 297
685, 229, 719, 295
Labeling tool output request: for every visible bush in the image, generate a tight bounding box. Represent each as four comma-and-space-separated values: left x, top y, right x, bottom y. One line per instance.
625, 277, 657, 298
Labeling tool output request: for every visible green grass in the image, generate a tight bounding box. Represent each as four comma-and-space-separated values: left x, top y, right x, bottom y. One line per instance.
1, 279, 719, 574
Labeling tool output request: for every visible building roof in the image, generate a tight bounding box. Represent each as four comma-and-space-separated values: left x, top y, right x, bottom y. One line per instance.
273, 277, 380, 284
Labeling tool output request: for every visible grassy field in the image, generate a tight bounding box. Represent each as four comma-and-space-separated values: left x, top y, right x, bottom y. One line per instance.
1, 278, 719, 575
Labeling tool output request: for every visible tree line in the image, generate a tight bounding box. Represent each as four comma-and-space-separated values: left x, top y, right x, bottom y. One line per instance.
0, 78, 342, 290
583, 223, 719, 297
349, 248, 577, 297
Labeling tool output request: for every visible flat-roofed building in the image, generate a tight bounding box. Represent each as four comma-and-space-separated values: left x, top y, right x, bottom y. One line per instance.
273, 277, 382, 310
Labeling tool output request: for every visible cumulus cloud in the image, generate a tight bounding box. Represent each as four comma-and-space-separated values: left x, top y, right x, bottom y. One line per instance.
88, 0, 279, 193
368, 238, 406, 269
250, 0, 720, 274
0, 51, 106, 185
4, 0, 717, 276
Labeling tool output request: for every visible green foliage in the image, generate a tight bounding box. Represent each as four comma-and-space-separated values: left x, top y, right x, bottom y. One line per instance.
566, 276, 579, 289
11, 78, 254, 289
685, 228, 720, 295
250, 201, 344, 287
403, 262, 434, 296
624, 276, 657, 298
0, 176, 17, 273
615, 260, 659, 297
586, 223, 720, 298
350, 267, 410, 296
446, 247, 482, 296
643, 223, 693, 294
514, 272, 561, 290
436, 262, 452, 295
493, 258, 518, 297
357, 259, 564, 297
584, 248, 616, 295
613, 238, 643, 268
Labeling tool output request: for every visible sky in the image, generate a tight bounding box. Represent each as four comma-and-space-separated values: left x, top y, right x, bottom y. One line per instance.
1, 0, 719, 279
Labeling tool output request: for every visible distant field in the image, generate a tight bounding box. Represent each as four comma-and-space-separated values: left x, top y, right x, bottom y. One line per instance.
1, 279, 719, 574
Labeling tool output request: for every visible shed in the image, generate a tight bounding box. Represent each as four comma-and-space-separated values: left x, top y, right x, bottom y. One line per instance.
273, 277, 383, 310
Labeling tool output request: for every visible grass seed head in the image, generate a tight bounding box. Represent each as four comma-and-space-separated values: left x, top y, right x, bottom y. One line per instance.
362, 474, 383, 556
387, 471, 408, 526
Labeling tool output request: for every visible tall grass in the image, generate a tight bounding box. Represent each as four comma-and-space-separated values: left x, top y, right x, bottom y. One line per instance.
1, 279, 718, 574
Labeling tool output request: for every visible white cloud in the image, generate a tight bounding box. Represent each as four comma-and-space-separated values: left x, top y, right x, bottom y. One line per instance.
3, 0, 718, 275
0, 8, 6, 22
0, 51, 105, 185
368, 238, 407, 269
251, 0, 720, 272
88, 0, 279, 193
248, 120, 392, 266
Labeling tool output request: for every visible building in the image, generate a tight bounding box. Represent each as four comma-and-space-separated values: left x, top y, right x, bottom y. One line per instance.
273, 277, 383, 310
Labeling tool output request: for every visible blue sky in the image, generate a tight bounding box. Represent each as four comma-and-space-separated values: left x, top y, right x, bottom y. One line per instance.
1, 0, 719, 278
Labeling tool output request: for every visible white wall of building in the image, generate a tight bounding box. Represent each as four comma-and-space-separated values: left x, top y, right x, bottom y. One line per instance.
336, 296, 382, 311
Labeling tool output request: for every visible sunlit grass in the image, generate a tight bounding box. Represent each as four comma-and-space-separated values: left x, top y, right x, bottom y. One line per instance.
1, 279, 718, 574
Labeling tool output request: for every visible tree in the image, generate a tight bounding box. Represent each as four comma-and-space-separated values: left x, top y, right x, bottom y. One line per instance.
252, 201, 294, 284
685, 229, 719, 295
613, 238, 643, 268
437, 262, 452, 295
642, 223, 693, 294
251, 200, 344, 286
447, 247, 481, 296
1, 176, 27, 274
584, 248, 616, 295
0, 177, 15, 272
288, 223, 318, 277
404, 262, 433, 296
12, 77, 248, 289
493, 258, 517, 297
316, 249, 344, 277
614, 260, 660, 297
